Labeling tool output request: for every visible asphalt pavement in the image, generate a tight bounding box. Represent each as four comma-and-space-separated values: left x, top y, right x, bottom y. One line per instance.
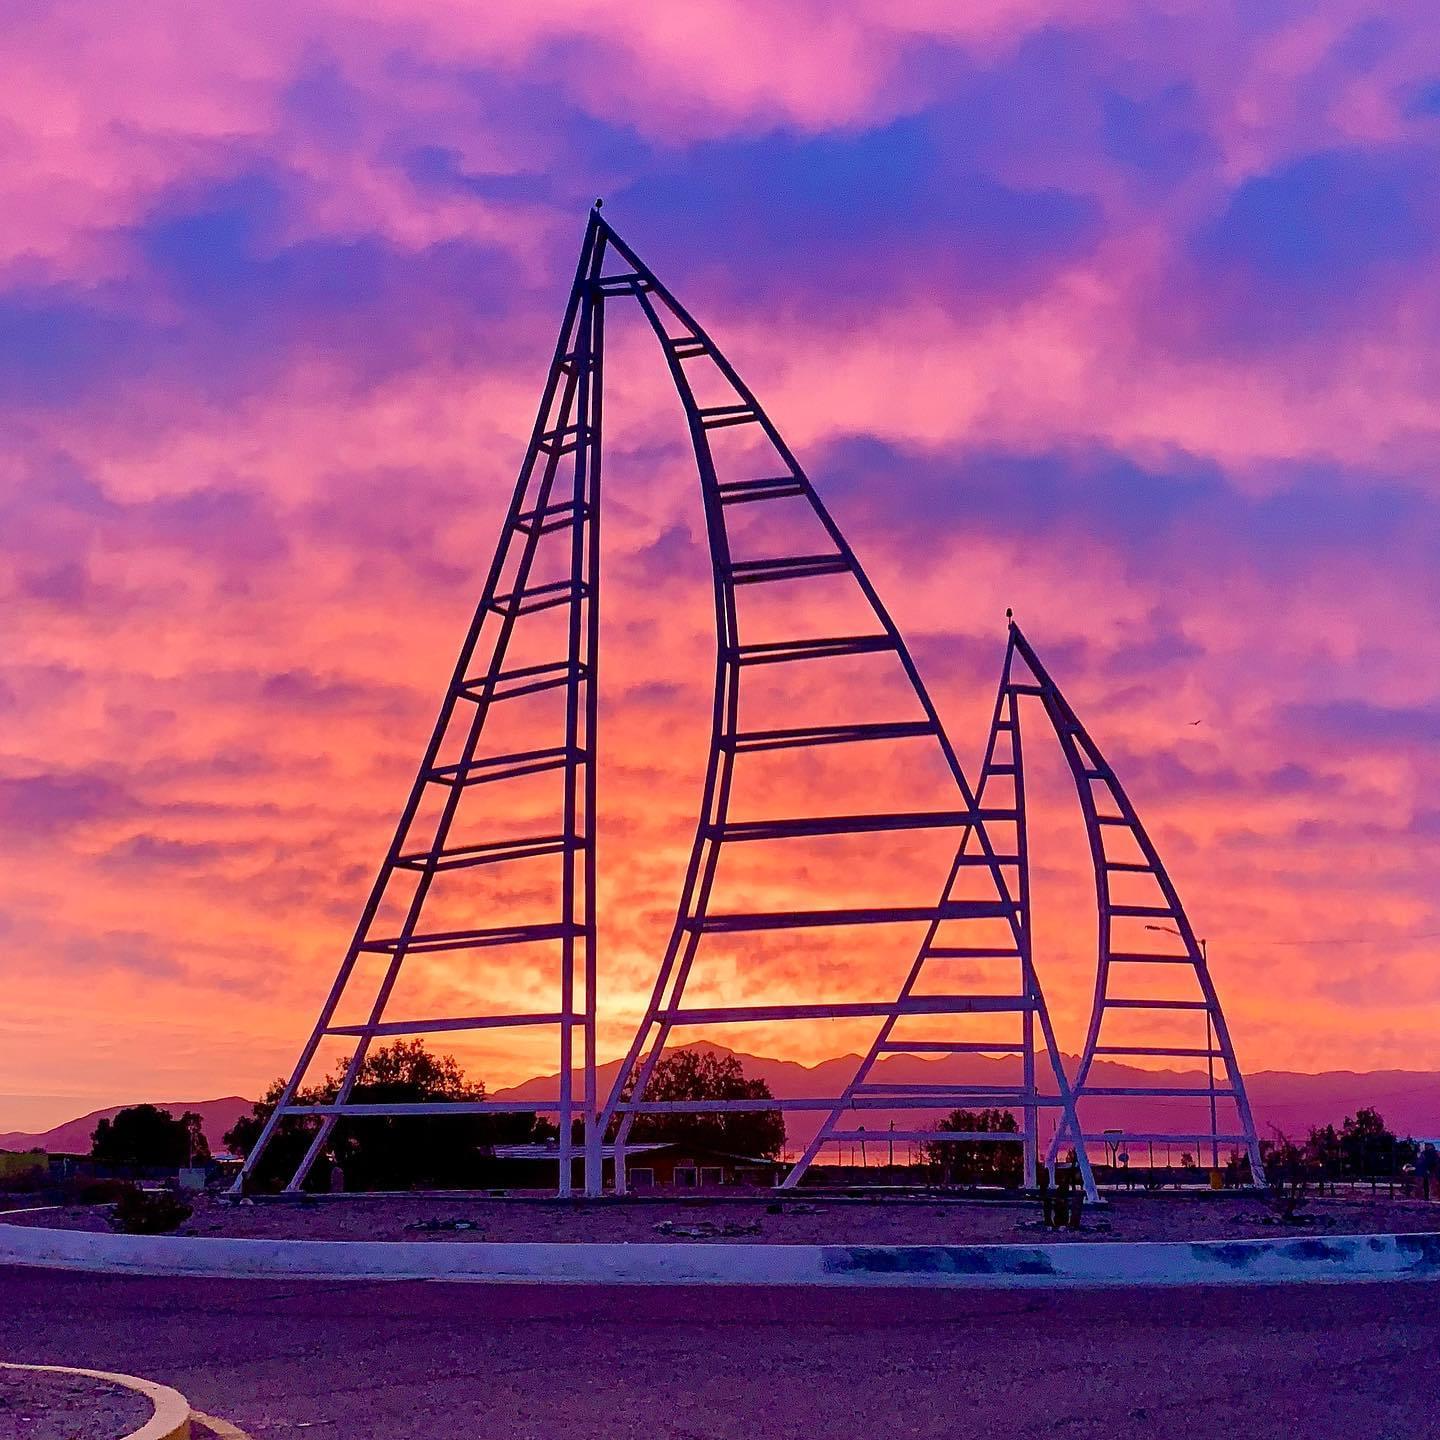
0, 1268, 1434, 1439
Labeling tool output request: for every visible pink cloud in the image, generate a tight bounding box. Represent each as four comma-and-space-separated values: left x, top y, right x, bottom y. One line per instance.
2, 0, 1438, 1125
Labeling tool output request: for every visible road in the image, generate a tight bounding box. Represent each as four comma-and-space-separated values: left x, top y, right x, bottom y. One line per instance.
0, 1268, 1433, 1438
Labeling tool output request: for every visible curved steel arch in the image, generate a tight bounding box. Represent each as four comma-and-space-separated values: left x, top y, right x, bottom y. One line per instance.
589, 218, 1088, 1195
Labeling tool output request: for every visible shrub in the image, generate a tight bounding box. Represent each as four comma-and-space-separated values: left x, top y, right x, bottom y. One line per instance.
109, 1186, 193, 1234
70, 1177, 132, 1206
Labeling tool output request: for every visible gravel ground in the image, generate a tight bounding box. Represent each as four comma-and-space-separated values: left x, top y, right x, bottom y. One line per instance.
0, 1369, 152, 1440
5, 1190, 1438, 1244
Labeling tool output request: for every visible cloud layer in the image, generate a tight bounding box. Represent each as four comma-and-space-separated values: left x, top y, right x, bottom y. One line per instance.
2, 0, 1438, 1126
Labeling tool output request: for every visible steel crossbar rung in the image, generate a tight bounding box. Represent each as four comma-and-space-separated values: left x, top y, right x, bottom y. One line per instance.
986, 764, 1017, 776
1078, 1132, 1248, 1145
973, 808, 1019, 822
693, 901, 1012, 933
490, 579, 588, 617
1081, 769, 1109, 780
358, 921, 580, 955
1104, 861, 1154, 873
1080, 1087, 1237, 1099
833, 1129, 1026, 1145
620, 1098, 812, 1114
727, 720, 934, 754
1107, 951, 1192, 964
458, 660, 584, 703
698, 404, 758, 429
515, 500, 587, 535
875, 1041, 1023, 1053
393, 834, 574, 872
728, 554, 850, 585
1108, 904, 1174, 918
281, 1100, 572, 1118
718, 810, 970, 842
853, 1083, 1030, 1097
1096, 815, 1130, 826
668, 336, 709, 359
949, 856, 1020, 868
716, 476, 807, 505
659, 996, 1029, 1026
1009, 684, 1046, 697
536, 424, 592, 456
1105, 998, 1210, 1010
425, 746, 579, 787
1092, 1046, 1224, 1058
326, 1011, 576, 1038
618, 1096, 1028, 1116
850, 1095, 1036, 1113
731, 634, 895, 666
595, 273, 648, 296
924, 946, 1021, 959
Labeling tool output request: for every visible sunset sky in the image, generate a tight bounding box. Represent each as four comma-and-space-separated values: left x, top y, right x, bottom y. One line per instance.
3, 2, 1439, 1131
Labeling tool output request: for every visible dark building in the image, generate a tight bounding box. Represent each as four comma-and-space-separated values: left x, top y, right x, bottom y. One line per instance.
489, 1142, 783, 1192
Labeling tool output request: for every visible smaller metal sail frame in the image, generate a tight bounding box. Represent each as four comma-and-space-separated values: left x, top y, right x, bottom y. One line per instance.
1003, 621, 1265, 1182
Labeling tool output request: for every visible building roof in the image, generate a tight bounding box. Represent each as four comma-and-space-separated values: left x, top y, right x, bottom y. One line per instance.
491, 1143, 669, 1161
490, 1142, 781, 1165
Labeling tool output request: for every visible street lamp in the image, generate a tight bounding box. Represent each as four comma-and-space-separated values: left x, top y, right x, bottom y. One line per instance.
1146, 922, 1220, 1170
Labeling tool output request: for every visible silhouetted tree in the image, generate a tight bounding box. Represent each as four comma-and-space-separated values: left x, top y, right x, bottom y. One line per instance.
617, 1049, 786, 1159
1339, 1107, 1412, 1177
1264, 1112, 1416, 1194
92, 1105, 209, 1169
1305, 1122, 1342, 1179
1260, 1132, 1306, 1178
920, 1108, 1021, 1187
225, 1040, 545, 1191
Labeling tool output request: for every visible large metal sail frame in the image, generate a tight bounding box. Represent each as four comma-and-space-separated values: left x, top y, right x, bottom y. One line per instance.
591, 223, 1089, 1198
236, 207, 1044, 1200
233, 209, 1226, 1203
779, 637, 1097, 1197
1001, 620, 1265, 1181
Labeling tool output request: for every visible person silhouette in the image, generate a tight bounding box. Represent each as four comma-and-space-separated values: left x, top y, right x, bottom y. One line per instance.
1419, 1142, 1439, 1201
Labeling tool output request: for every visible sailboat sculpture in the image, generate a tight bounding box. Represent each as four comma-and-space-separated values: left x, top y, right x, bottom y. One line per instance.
805, 617, 1264, 1186
1003, 621, 1265, 1181
235, 207, 1094, 1199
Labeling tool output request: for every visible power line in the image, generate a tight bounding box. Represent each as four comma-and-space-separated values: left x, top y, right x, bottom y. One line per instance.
1247, 929, 1440, 949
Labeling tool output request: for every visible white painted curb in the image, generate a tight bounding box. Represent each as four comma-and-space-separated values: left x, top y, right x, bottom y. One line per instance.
0, 1361, 190, 1440
2, 1221, 1437, 1287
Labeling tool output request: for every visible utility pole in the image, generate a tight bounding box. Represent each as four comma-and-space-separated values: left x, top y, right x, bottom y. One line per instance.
1203, 938, 1219, 1171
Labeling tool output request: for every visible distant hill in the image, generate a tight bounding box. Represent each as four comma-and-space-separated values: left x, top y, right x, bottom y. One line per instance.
494, 1041, 1440, 1149
0, 1097, 251, 1156
4, 1050, 1437, 1159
